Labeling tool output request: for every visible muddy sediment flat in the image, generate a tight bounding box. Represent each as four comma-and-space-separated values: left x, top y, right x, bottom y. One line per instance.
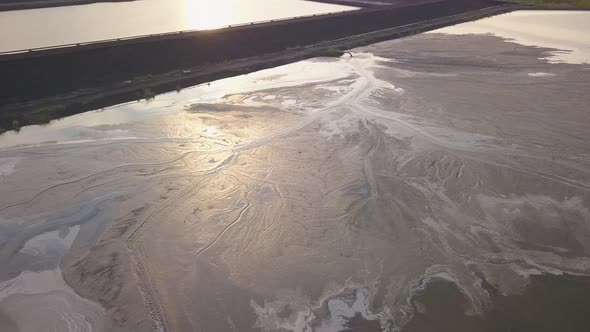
1, 12, 590, 332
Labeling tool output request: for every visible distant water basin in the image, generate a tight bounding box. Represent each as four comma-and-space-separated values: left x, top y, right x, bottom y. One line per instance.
431, 10, 590, 64
0, 0, 356, 52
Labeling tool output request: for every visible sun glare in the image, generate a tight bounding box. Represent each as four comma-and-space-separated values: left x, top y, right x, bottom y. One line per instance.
183, 0, 239, 30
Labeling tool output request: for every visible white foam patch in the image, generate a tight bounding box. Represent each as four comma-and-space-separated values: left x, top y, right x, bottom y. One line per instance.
319, 112, 358, 137
528, 72, 556, 77
281, 99, 297, 106
431, 11, 590, 64
315, 86, 340, 92
315, 289, 383, 332
0, 157, 20, 177
20, 225, 80, 257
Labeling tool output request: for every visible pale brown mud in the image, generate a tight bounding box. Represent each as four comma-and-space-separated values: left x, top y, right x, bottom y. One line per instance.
0, 29, 589, 332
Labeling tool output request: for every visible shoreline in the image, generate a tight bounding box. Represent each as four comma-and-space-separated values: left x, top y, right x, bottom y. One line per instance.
0, 3, 517, 133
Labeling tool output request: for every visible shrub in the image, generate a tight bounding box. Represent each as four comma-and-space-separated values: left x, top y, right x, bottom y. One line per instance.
317, 48, 344, 58
12, 120, 21, 132
136, 74, 153, 82
32, 104, 66, 124
143, 88, 156, 100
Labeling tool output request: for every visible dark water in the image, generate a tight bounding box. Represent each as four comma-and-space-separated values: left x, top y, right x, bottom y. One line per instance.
402, 274, 590, 332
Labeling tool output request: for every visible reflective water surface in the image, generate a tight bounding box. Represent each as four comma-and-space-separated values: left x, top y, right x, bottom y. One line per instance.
433, 10, 590, 64
0, 0, 356, 52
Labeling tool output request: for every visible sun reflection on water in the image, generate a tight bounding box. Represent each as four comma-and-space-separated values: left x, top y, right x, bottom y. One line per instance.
183, 0, 239, 30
